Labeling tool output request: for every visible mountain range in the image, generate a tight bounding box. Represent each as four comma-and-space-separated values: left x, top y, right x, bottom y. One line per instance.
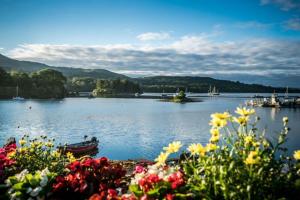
1, 53, 299, 93
0, 54, 126, 79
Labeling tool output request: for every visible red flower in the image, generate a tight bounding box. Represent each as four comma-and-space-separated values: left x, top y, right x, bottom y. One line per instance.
165, 194, 174, 200
99, 157, 108, 165
147, 174, 160, 183
68, 160, 81, 171
167, 171, 185, 189
107, 189, 118, 199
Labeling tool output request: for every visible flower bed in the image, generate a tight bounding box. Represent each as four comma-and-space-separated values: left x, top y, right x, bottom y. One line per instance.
0, 107, 300, 199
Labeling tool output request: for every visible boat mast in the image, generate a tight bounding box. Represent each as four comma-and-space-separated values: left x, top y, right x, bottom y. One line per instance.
16, 85, 19, 97
285, 87, 289, 98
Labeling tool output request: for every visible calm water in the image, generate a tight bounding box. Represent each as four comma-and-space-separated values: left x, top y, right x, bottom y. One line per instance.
0, 94, 299, 160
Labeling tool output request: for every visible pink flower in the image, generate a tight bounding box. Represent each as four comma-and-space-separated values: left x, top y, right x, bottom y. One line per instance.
134, 165, 145, 174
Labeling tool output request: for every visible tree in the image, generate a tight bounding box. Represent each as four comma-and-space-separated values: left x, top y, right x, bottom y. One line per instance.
0, 67, 12, 86
31, 69, 67, 98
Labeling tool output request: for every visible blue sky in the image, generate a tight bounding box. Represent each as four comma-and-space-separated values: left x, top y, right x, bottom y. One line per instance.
1, 0, 300, 86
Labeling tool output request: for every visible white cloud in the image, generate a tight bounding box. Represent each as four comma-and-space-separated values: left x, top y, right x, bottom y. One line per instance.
234, 21, 273, 29
137, 32, 170, 41
260, 0, 300, 11
7, 36, 300, 81
284, 18, 300, 30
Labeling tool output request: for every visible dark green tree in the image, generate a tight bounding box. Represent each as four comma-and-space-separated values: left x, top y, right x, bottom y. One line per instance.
31, 69, 67, 99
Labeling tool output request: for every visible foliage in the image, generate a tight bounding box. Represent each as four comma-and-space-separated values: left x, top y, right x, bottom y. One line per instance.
0, 67, 67, 99
10, 135, 72, 175
173, 90, 187, 103
147, 107, 300, 200
0, 67, 12, 86
135, 76, 300, 93
6, 168, 56, 200
52, 157, 126, 199
67, 77, 97, 92
93, 79, 141, 96
30, 68, 66, 98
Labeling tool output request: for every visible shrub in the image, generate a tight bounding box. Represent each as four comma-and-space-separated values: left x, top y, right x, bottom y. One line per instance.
144, 107, 300, 199
10, 135, 74, 175
52, 157, 126, 199
6, 168, 56, 200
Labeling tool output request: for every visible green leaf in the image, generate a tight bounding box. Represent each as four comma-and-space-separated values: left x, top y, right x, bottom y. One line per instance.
147, 187, 160, 197
129, 184, 143, 197
12, 183, 24, 191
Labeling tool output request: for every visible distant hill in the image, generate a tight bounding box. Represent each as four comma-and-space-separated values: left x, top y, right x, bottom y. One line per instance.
135, 76, 300, 93
1, 53, 299, 93
0, 54, 127, 79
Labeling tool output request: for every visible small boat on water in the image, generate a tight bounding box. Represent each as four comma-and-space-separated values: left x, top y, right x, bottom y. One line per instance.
208, 85, 220, 96
12, 85, 25, 101
59, 136, 99, 155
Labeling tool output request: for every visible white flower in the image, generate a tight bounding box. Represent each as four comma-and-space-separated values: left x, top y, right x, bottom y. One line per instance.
41, 168, 50, 177
131, 172, 146, 184
15, 169, 29, 182
30, 187, 42, 197
10, 192, 17, 200
26, 187, 33, 194
147, 165, 159, 174
40, 176, 48, 187
5, 179, 12, 186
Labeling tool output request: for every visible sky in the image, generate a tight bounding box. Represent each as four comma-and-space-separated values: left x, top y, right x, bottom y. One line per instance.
0, 0, 300, 87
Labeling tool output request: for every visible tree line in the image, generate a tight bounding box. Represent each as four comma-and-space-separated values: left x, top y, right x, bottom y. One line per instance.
92, 79, 141, 96
0, 67, 66, 99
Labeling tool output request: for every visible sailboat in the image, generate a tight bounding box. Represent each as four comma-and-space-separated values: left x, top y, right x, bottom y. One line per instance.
13, 85, 25, 100
208, 85, 220, 96
282, 86, 295, 106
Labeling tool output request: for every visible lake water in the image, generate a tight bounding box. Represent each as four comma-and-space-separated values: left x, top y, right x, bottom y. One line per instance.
0, 93, 300, 160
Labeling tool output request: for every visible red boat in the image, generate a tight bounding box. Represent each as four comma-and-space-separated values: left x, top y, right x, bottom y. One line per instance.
59, 137, 99, 155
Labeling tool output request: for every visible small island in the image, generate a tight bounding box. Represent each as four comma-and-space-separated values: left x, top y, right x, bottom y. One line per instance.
160, 90, 199, 103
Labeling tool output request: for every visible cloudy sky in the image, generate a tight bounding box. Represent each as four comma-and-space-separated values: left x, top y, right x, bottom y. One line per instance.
0, 0, 300, 87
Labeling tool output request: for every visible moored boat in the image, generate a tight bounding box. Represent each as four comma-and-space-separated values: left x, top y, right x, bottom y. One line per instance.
59, 136, 99, 155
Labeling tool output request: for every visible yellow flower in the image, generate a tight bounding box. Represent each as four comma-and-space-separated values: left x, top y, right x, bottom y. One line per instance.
66, 152, 76, 162
245, 151, 261, 165
294, 150, 300, 160
262, 139, 270, 148
7, 151, 16, 159
211, 112, 231, 120
253, 142, 260, 148
209, 118, 227, 128
210, 128, 220, 136
235, 107, 255, 117
206, 143, 218, 152
163, 141, 182, 154
244, 136, 253, 145
210, 128, 220, 143
283, 117, 288, 126
155, 152, 169, 166
46, 142, 54, 148
233, 116, 249, 126
187, 143, 206, 156
19, 139, 26, 146
18, 147, 27, 154
51, 150, 61, 158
